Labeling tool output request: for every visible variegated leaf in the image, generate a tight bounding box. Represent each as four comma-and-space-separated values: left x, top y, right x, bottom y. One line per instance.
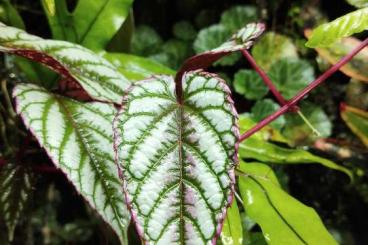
13, 83, 130, 243
177, 23, 265, 78
0, 163, 33, 242
0, 22, 131, 103
114, 71, 239, 244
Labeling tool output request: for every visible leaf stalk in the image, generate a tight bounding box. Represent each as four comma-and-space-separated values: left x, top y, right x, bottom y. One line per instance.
239, 37, 368, 142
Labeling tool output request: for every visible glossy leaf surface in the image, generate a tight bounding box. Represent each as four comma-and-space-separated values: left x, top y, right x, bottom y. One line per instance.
41, 0, 134, 51
238, 162, 337, 245
13, 83, 130, 243
0, 163, 33, 241
346, 0, 368, 8
341, 104, 368, 146
114, 72, 239, 244
0, 23, 130, 103
306, 7, 368, 47
220, 200, 243, 245
238, 115, 352, 178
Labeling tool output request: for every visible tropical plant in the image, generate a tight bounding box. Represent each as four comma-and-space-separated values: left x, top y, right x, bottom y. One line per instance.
0, 1, 367, 244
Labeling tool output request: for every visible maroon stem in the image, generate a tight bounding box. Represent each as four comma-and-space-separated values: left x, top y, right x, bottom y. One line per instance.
239, 37, 368, 142
241, 49, 288, 105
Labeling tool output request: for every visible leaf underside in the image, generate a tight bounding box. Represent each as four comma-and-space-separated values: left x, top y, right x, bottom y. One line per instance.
0, 164, 33, 241
0, 22, 130, 103
13, 84, 130, 243
114, 72, 239, 244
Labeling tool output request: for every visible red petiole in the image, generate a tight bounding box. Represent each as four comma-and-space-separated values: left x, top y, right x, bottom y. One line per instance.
239, 37, 368, 142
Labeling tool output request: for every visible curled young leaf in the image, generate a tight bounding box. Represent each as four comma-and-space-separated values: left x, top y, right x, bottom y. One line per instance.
0, 22, 131, 103
114, 71, 239, 244
13, 84, 130, 244
180, 23, 265, 76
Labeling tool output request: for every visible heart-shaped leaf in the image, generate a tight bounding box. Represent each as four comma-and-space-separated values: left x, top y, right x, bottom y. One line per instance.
0, 163, 34, 242
114, 72, 239, 244
306, 7, 368, 47
233, 69, 269, 100
0, 22, 131, 103
238, 162, 337, 245
268, 58, 315, 100
13, 83, 130, 243
251, 32, 298, 71
41, 0, 134, 51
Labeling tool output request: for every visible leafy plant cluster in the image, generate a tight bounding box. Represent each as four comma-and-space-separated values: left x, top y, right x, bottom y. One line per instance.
0, 0, 367, 245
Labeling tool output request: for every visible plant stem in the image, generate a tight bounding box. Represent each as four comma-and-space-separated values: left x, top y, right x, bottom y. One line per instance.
239, 37, 368, 142
241, 49, 288, 105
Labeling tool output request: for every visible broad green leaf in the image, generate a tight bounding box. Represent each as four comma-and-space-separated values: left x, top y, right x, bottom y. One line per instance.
220, 5, 258, 32
194, 24, 239, 66
251, 32, 298, 71
239, 114, 289, 144
0, 163, 33, 241
41, 0, 134, 51
114, 72, 239, 244
306, 30, 368, 82
251, 99, 286, 130
233, 69, 268, 100
346, 0, 368, 8
0, 23, 131, 103
238, 138, 352, 179
104, 52, 175, 81
306, 8, 368, 48
131, 25, 163, 56
13, 83, 130, 244
341, 104, 368, 146
239, 115, 352, 178
0, 0, 24, 29
220, 200, 243, 245
268, 58, 315, 99
283, 102, 332, 145
238, 162, 337, 245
